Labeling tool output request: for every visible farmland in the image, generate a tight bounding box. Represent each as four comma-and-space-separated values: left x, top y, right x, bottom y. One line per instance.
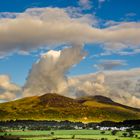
0, 129, 140, 140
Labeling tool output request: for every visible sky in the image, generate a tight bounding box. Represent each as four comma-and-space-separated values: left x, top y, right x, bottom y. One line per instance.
0, 0, 140, 107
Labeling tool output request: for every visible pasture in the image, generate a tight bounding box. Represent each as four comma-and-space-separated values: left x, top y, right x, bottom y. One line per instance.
0, 129, 140, 140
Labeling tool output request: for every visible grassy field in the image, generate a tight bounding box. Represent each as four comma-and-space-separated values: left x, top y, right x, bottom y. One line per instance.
0, 130, 140, 140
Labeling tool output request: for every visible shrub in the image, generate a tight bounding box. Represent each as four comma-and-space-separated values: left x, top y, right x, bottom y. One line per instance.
111, 130, 118, 135
122, 132, 127, 137
72, 135, 75, 139
128, 132, 134, 137
101, 131, 105, 134
4, 133, 7, 136
51, 132, 54, 135
101, 138, 108, 140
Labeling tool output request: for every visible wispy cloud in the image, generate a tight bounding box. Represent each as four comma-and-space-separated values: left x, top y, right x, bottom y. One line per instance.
125, 12, 136, 17
78, 0, 93, 10
94, 59, 127, 70
98, 0, 107, 8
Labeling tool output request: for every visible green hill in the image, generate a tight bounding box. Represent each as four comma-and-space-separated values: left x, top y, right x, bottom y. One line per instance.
0, 93, 140, 122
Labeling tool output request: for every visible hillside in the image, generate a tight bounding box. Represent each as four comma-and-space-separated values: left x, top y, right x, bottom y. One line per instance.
0, 93, 140, 122
77, 95, 140, 112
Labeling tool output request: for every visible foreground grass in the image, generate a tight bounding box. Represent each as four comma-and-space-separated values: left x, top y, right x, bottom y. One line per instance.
0, 130, 140, 140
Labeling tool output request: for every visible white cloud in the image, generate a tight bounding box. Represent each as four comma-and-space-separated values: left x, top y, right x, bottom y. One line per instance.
0, 91, 17, 101
98, 0, 107, 8
0, 8, 92, 56
103, 20, 122, 27
0, 12, 18, 19
23, 45, 86, 97
119, 48, 140, 56
94, 59, 127, 70
0, 8, 139, 56
78, 0, 93, 10
125, 12, 136, 17
0, 75, 21, 101
67, 68, 140, 108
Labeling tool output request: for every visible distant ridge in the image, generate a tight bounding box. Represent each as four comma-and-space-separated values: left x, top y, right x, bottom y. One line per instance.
0, 93, 140, 122
77, 95, 140, 112
77, 95, 114, 104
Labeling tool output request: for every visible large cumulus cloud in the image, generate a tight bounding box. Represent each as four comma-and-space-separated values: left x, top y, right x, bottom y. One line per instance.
69, 69, 140, 108
23, 45, 86, 97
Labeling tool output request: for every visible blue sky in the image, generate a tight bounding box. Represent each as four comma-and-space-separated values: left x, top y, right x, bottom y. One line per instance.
1, 0, 140, 20
0, 0, 140, 86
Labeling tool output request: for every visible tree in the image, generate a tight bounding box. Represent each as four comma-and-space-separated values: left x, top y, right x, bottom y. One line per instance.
4, 133, 7, 136
101, 131, 105, 134
72, 135, 75, 139
51, 132, 54, 135
111, 130, 118, 135
126, 129, 134, 137
101, 138, 108, 140
126, 129, 132, 133
128, 131, 134, 137
122, 132, 127, 137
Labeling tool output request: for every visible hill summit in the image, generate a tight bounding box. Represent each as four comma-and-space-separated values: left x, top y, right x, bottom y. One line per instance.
0, 93, 140, 122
